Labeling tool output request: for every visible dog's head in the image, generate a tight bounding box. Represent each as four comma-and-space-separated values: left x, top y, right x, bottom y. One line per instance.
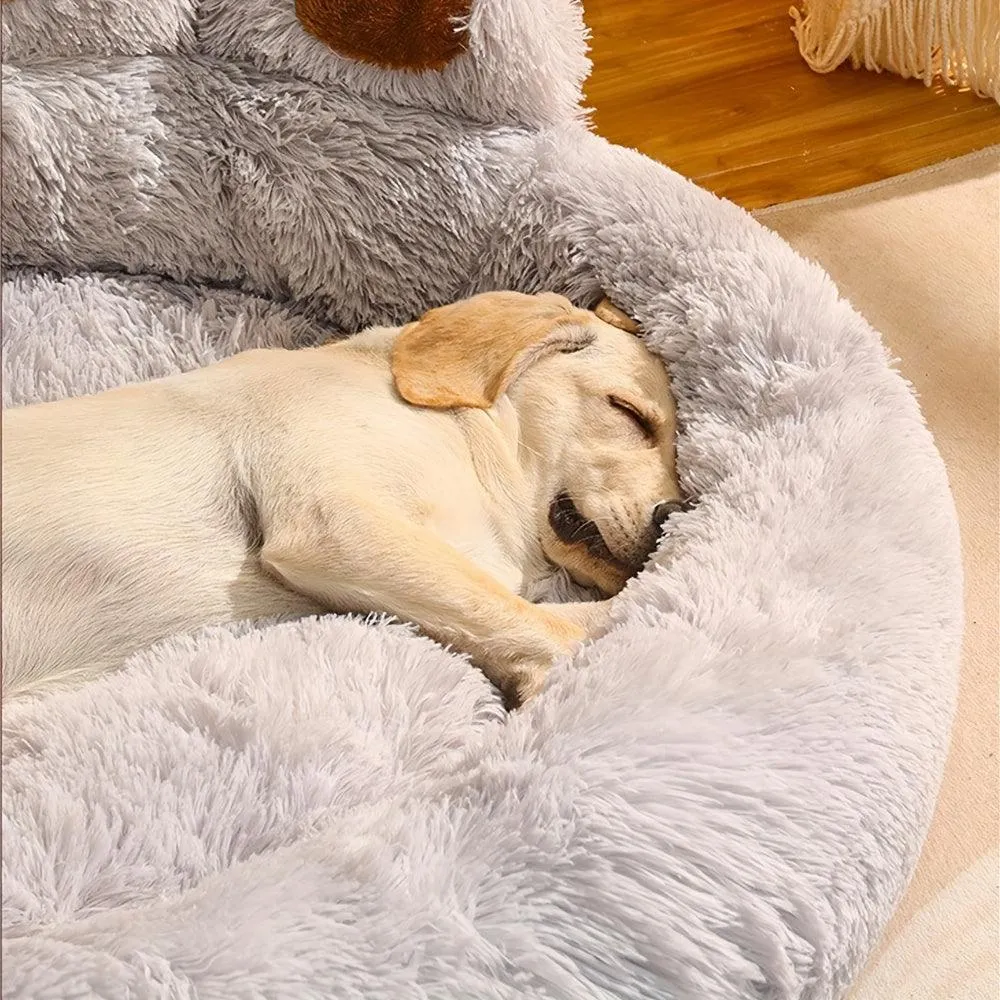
391, 291, 687, 595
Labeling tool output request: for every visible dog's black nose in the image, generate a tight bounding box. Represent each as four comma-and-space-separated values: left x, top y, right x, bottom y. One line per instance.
651, 500, 687, 530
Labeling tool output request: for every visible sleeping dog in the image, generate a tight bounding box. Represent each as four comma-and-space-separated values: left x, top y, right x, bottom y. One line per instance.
1, 291, 685, 706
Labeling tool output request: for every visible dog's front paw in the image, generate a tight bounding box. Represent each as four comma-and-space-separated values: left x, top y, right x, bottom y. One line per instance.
552, 598, 614, 641
498, 662, 549, 711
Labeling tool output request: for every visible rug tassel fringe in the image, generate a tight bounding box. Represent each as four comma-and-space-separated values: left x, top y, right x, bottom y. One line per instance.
790, 0, 1000, 103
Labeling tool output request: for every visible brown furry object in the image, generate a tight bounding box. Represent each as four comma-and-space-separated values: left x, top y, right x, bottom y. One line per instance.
295, 0, 471, 71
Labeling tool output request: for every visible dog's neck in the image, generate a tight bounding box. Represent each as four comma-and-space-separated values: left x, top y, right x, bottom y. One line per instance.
451, 399, 556, 596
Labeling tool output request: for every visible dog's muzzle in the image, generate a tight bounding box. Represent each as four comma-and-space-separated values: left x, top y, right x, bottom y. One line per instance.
548, 493, 617, 563
549, 493, 694, 568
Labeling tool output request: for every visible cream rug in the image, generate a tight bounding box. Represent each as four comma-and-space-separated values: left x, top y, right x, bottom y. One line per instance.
758, 146, 1000, 999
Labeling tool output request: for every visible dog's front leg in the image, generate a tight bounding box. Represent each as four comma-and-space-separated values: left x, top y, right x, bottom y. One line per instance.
260, 509, 608, 706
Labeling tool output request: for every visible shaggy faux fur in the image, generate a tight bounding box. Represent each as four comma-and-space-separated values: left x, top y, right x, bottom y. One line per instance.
0, 2, 962, 998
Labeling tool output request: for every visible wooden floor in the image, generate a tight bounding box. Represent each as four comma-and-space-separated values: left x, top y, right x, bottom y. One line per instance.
583, 0, 1000, 208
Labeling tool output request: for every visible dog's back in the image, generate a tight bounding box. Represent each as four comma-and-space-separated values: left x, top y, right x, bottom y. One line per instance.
1, 377, 320, 697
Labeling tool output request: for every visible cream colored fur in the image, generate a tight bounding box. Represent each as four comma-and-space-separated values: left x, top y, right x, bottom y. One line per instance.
1, 291, 683, 706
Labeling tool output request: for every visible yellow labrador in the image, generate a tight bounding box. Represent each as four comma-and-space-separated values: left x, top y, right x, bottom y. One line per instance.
1, 291, 685, 706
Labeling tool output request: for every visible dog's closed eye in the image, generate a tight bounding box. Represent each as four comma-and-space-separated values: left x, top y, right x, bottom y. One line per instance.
608, 395, 658, 442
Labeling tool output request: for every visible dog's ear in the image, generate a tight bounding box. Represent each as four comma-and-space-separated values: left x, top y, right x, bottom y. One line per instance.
391, 291, 596, 409
594, 297, 640, 333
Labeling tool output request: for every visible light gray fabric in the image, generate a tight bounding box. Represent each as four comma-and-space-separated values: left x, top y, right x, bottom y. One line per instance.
1, 272, 335, 407
0, 2, 962, 998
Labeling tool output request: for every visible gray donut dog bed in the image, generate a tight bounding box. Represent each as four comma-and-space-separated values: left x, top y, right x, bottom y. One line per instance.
0, 2, 962, 997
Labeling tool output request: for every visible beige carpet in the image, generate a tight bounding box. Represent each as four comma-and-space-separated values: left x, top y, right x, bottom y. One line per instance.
756, 147, 1000, 999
